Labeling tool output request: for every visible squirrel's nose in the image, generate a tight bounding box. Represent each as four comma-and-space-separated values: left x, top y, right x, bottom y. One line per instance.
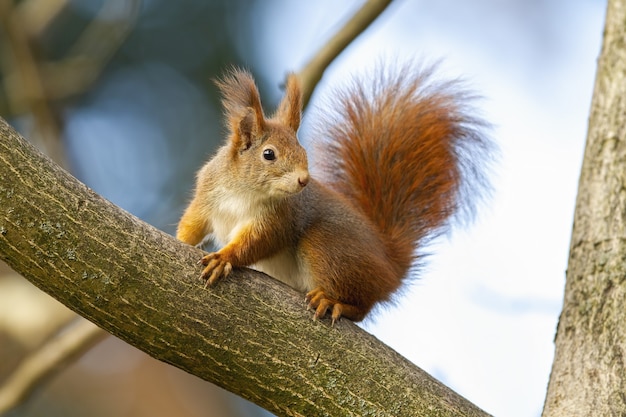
298, 172, 310, 188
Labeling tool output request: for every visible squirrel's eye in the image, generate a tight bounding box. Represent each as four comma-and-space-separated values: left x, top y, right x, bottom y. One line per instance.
263, 149, 276, 161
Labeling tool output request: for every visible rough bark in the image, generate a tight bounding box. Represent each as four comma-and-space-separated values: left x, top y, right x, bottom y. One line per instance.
0, 119, 489, 416
542, 0, 626, 415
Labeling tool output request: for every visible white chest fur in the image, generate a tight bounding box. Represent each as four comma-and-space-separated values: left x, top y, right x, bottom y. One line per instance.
208, 191, 314, 292
210, 191, 256, 246
253, 250, 313, 293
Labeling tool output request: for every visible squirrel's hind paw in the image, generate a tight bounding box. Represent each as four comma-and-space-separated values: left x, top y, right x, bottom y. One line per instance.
305, 287, 366, 324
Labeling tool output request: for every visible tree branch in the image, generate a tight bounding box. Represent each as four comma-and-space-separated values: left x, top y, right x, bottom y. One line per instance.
0, 119, 489, 416
542, 0, 626, 415
297, 0, 393, 107
0, 0, 65, 165
0, 318, 105, 414
42, 0, 142, 101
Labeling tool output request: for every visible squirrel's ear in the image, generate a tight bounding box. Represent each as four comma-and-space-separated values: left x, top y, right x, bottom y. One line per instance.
275, 73, 302, 132
216, 68, 267, 151
235, 108, 258, 151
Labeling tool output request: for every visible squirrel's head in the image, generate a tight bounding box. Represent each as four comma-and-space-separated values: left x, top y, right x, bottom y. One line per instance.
216, 69, 310, 199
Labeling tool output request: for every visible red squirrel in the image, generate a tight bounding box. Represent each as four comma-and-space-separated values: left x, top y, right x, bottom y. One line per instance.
176, 64, 492, 323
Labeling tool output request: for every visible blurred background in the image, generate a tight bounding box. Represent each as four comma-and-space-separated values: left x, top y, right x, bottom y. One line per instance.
0, 0, 606, 416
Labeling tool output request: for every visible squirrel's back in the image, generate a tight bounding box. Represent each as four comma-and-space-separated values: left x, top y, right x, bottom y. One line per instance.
313, 63, 493, 277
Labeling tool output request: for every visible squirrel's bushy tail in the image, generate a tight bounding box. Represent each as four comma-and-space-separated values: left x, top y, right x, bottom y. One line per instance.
313, 63, 493, 276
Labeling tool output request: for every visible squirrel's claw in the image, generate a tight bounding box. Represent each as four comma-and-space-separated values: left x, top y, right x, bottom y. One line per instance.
199, 252, 232, 287
305, 287, 345, 325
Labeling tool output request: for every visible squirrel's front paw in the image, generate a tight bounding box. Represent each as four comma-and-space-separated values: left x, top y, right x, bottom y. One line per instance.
198, 252, 232, 287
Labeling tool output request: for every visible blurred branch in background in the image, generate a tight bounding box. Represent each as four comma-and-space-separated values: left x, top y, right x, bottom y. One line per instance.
0, 0, 140, 168
0, 0, 65, 165
40, 0, 141, 101
297, 0, 392, 107
0, 318, 105, 414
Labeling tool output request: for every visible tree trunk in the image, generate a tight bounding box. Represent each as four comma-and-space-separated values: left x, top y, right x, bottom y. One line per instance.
0, 119, 489, 416
542, 0, 626, 415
